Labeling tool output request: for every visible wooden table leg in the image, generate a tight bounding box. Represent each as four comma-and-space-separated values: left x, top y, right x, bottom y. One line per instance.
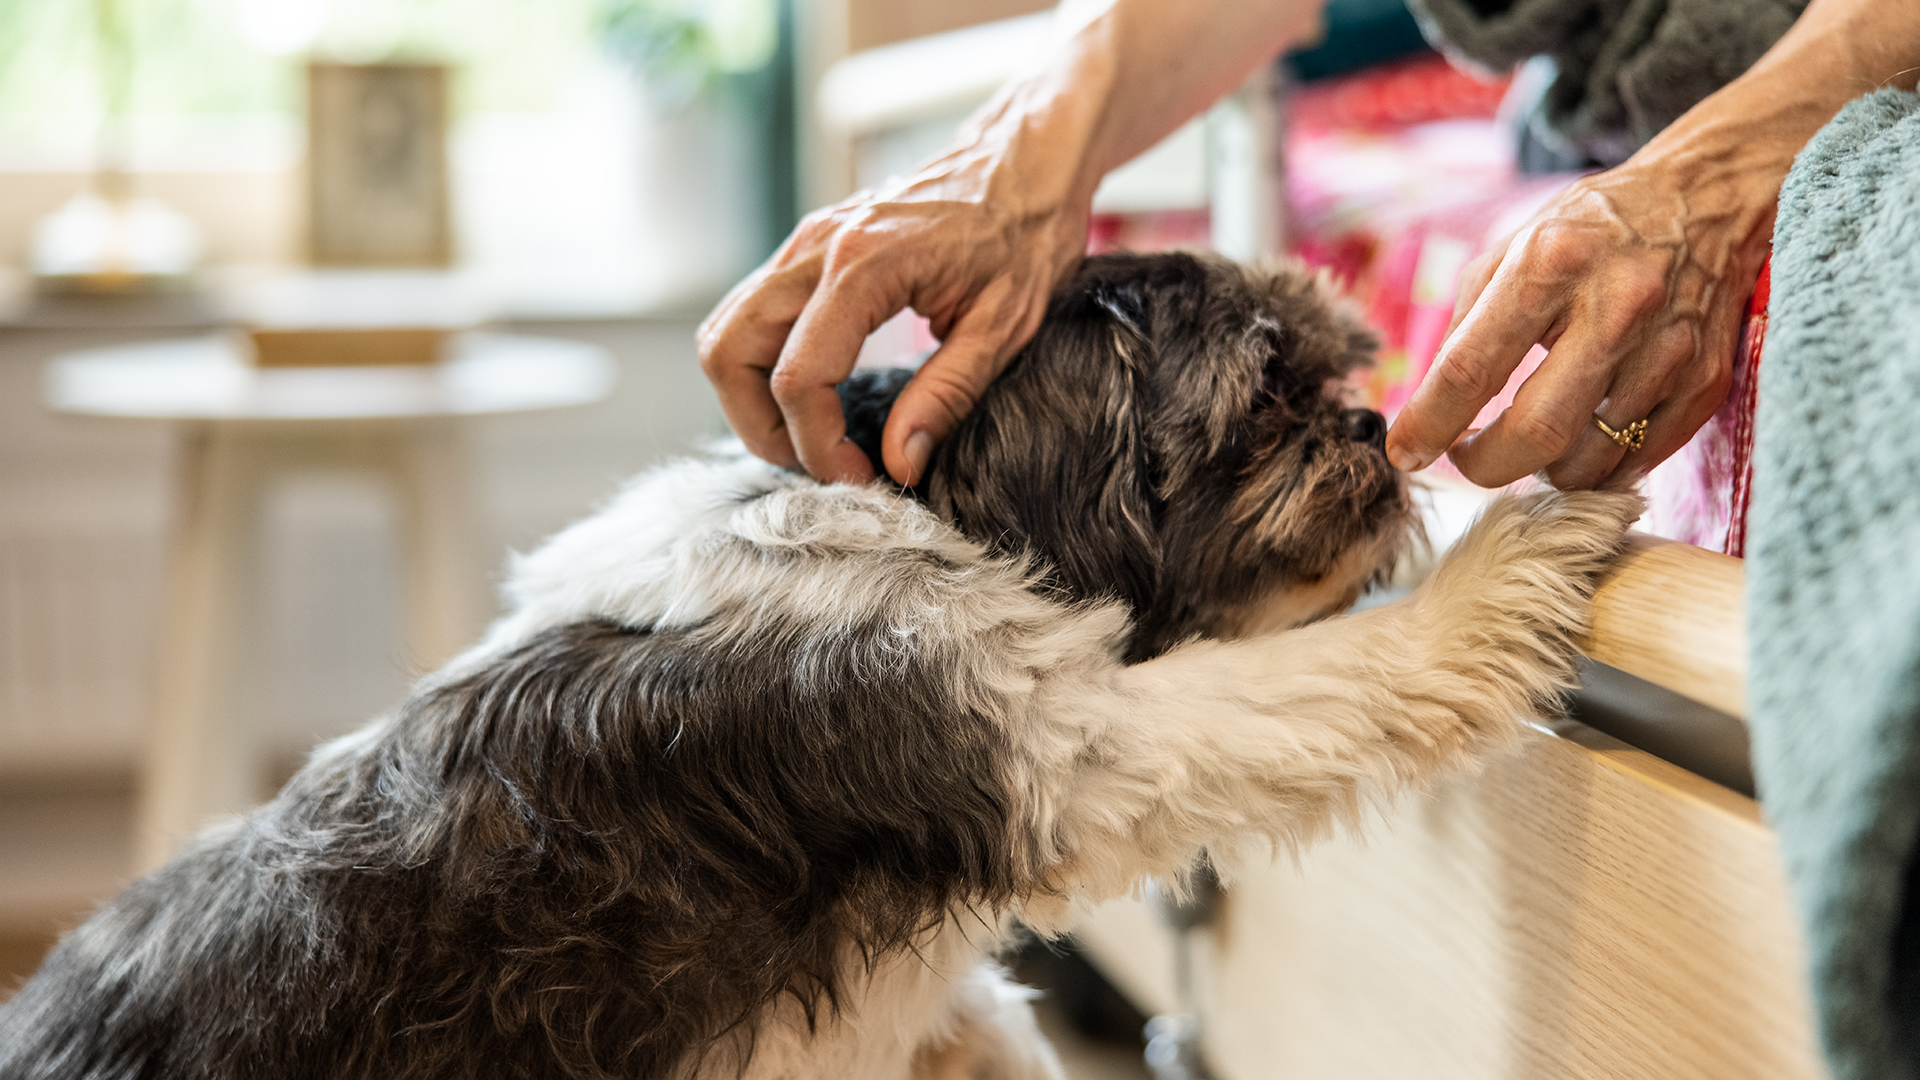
393, 418, 487, 671
134, 418, 490, 872
136, 424, 263, 872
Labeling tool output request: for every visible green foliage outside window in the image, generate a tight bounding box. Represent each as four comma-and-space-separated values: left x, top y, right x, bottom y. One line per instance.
596, 0, 776, 107
0, 0, 612, 158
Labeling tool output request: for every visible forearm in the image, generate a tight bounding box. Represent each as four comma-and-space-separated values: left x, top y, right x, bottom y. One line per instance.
1631, 0, 1920, 259
945, 0, 1323, 219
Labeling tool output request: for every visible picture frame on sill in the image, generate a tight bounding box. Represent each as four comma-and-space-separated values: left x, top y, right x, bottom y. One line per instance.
306, 61, 453, 267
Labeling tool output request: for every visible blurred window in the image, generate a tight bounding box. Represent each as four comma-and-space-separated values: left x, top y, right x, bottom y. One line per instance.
0, 0, 599, 167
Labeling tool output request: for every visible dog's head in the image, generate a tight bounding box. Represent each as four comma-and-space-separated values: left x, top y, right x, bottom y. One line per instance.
846, 251, 1412, 661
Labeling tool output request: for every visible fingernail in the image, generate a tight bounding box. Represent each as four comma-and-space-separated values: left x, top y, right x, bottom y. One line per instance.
1388, 447, 1428, 472
904, 430, 933, 486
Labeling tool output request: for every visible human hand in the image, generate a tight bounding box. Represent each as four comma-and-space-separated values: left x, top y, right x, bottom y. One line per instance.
700, 0, 1329, 486
698, 138, 1091, 486
1383, 154, 1773, 491
1383, 0, 1920, 491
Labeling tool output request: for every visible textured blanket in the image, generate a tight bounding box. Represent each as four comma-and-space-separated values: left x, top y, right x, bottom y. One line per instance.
1405, 0, 1805, 163
1750, 89, 1920, 1080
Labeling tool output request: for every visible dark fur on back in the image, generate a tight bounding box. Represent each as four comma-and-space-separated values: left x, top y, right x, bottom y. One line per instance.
0, 251, 1407, 1078
2, 618, 1020, 1079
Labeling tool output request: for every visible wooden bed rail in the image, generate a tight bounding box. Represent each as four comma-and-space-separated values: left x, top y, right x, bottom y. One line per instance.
1582, 534, 1747, 719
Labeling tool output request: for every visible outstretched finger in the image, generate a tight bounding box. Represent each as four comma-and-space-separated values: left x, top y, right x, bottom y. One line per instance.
1386, 248, 1565, 473
1446, 236, 1507, 340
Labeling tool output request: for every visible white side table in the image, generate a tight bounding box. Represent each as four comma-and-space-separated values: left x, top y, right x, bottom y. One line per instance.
45, 332, 615, 869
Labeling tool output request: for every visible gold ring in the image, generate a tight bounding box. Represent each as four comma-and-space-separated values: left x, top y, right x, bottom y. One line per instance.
1594, 414, 1648, 451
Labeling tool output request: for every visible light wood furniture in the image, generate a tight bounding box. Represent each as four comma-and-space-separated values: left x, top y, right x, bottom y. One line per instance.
45, 333, 613, 870
1075, 536, 1824, 1079
1587, 534, 1746, 718
247, 327, 448, 368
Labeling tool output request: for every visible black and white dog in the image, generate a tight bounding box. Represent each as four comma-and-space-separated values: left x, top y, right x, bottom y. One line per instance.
0, 252, 1638, 1079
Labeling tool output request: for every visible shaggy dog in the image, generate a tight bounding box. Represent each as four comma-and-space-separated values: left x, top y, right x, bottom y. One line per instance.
0, 252, 1638, 1079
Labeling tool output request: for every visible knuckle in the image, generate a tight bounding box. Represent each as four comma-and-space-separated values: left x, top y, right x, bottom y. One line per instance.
1610, 262, 1668, 318
765, 363, 808, 405
1431, 345, 1504, 403
1652, 321, 1700, 367
696, 290, 749, 354
825, 221, 889, 270
1525, 221, 1598, 278
696, 318, 753, 382
1692, 331, 1731, 379
697, 333, 738, 381
695, 315, 721, 353
1700, 356, 1734, 401
1657, 330, 1727, 399
1509, 409, 1579, 459
794, 207, 842, 242
1680, 355, 1734, 411
699, 343, 754, 386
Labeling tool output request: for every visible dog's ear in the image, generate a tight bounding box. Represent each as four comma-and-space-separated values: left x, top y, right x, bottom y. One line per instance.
837, 368, 921, 494
929, 259, 1168, 653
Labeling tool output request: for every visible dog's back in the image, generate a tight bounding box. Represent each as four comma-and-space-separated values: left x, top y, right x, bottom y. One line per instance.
0, 461, 1054, 1079
1, 824, 420, 1077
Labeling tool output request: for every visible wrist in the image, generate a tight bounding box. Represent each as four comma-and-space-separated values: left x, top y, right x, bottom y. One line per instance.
1621, 70, 1834, 269
954, 40, 1116, 225
1632, 0, 1920, 247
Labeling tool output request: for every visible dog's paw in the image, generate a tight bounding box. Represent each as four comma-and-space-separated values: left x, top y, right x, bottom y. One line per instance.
1476, 488, 1642, 585
1414, 488, 1643, 694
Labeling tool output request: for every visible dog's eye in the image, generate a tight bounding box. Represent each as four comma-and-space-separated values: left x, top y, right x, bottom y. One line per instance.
1256, 351, 1301, 410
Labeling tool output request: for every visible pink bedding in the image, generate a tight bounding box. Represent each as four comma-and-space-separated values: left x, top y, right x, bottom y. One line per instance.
1282, 55, 1763, 555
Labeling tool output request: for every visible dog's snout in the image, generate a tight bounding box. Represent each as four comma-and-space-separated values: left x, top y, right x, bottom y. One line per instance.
1341, 408, 1386, 450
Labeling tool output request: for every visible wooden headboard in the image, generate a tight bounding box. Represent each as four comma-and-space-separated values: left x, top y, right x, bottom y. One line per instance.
1584, 534, 1746, 719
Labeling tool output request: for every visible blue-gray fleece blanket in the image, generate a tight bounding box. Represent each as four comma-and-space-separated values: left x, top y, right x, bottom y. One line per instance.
1750, 88, 1920, 1080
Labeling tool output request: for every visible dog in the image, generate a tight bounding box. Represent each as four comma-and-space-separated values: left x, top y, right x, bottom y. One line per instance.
0, 251, 1638, 1079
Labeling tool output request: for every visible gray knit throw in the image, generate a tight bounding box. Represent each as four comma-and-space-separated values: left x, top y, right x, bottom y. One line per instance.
1751, 88, 1920, 1080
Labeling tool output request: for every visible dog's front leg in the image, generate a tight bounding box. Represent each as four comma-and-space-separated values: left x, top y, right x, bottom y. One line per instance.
1026, 489, 1641, 908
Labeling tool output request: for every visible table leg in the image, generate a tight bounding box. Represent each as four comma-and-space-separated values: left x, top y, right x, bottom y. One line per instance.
393, 419, 487, 671
136, 424, 263, 872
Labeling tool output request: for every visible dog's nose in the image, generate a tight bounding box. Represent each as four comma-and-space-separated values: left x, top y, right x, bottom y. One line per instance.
1341, 407, 1386, 450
